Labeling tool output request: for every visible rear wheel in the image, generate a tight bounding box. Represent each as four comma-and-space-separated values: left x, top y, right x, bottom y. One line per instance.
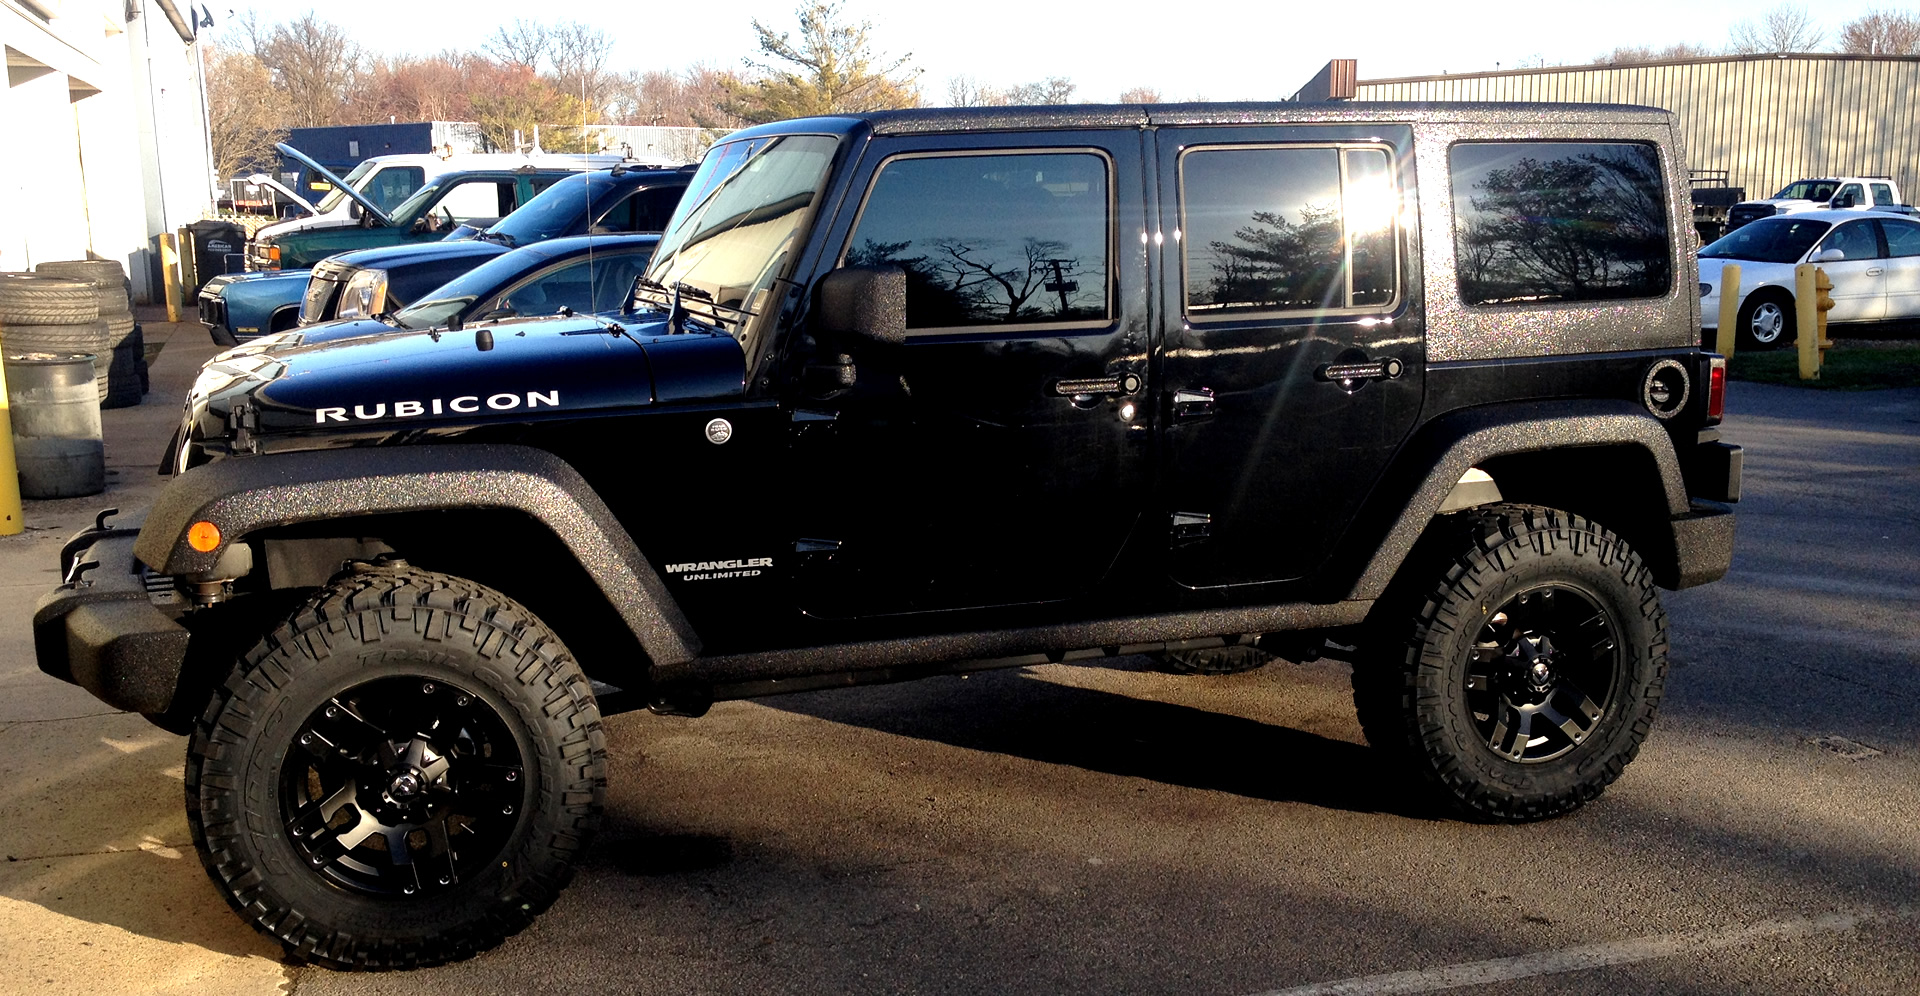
186, 568, 605, 969
1353, 505, 1667, 822
1737, 290, 1794, 350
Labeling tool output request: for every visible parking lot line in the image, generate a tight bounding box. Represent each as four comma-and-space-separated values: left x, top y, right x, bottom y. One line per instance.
1245, 909, 1899, 996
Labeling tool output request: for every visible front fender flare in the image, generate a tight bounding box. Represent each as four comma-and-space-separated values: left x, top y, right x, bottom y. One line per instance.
134, 444, 701, 666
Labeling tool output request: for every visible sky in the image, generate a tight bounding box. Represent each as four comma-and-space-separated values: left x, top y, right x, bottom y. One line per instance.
212, 0, 1909, 104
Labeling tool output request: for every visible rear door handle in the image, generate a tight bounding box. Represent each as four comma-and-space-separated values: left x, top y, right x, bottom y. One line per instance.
1316, 357, 1405, 387
1172, 387, 1214, 420
1866, 267, 1884, 276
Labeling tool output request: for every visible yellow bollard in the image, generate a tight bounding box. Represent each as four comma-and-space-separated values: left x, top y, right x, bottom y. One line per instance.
159, 233, 183, 323
1714, 263, 1741, 356
0, 334, 23, 536
1814, 267, 1836, 362
1795, 264, 1819, 380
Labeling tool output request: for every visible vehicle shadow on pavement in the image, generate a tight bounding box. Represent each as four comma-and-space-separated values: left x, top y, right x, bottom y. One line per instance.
761, 667, 1437, 819
0, 715, 283, 964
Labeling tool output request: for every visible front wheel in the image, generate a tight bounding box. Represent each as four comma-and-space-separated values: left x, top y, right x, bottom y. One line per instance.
185, 568, 606, 968
1353, 505, 1667, 822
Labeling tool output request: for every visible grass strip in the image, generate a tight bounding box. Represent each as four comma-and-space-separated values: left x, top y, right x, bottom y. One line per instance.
1727, 344, 1920, 390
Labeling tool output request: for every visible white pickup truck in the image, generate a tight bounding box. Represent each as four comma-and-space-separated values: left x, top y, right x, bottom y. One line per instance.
1725, 175, 1915, 231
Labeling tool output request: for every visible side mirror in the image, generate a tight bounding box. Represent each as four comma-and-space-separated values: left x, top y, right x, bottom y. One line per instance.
1816, 248, 1846, 262
1832, 194, 1855, 208
816, 265, 906, 346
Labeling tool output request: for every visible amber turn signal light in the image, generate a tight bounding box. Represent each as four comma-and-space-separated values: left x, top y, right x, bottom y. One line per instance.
187, 520, 222, 552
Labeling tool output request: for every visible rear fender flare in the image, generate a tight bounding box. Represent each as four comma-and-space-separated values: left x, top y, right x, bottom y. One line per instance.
1348, 400, 1687, 600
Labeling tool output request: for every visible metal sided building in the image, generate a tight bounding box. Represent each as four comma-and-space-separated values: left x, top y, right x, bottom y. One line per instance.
1351, 54, 1920, 204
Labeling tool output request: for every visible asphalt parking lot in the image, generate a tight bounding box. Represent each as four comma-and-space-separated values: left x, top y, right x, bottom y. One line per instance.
2, 327, 1915, 995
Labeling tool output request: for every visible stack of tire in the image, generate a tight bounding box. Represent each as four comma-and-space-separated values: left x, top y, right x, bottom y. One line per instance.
0, 271, 113, 405
37, 259, 146, 408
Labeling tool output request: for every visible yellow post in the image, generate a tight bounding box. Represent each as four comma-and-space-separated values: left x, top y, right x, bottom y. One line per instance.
1795, 264, 1819, 380
1814, 267, 1836, 363
159, 232, 183, 323
0, 335, 23, 536
1714, 263, 1741, 356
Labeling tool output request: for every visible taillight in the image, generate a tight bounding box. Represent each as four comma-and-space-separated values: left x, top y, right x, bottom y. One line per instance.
1707, 356, 1726, 423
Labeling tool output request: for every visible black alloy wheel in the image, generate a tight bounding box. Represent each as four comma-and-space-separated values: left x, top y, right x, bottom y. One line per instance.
1465, 584, 1620, 763
280, 676, 527, 899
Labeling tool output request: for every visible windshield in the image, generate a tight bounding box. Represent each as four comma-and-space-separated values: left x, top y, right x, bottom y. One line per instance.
1701, 217, 1832, 263
1772, 180, 1840, 202
485, 172, 600, 246
639, 134, 838, 336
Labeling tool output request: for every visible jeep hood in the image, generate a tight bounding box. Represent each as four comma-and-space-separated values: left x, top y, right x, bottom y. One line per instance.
183, 316, 745, 450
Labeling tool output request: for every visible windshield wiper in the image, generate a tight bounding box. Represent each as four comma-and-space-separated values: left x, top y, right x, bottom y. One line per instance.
475, 230, 518, 247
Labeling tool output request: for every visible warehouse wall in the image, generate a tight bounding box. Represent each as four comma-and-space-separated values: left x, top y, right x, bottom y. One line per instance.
1, 0, 213, 303
1355, 55, 1920, 203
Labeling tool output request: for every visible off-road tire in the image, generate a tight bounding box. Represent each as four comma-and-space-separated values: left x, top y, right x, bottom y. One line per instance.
1352, 505, 1667, 822
185, 568, 607, 969
1736, 289, 1794, 351
0, 272, 98, 324
1157, 643, 1274, 675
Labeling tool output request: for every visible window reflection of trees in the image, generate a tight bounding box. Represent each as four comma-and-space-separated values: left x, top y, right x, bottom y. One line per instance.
1200, 201, 1345, 311
849, 236, 1099, 326
1452, 144, 1670, 305
1182, 146, 1395, 316
845, 153, 1108, 329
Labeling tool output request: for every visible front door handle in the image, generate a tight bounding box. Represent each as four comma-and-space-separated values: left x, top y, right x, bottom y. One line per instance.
1052, 373, 1143, 399
1316, 357, 1406, 389
1865, 267, 1884, 276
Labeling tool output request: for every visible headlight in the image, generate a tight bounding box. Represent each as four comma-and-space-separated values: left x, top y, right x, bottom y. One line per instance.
336, 268, 389, 319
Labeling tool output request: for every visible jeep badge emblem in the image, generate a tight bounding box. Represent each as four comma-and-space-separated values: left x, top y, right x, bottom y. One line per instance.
705, 418, 733, 445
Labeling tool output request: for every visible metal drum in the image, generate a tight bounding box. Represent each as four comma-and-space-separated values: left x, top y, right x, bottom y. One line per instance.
4, 352, 104, 498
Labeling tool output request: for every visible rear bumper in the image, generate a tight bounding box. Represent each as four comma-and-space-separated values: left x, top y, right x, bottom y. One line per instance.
34, 518, 190, 715
1669, 500, 1736, 589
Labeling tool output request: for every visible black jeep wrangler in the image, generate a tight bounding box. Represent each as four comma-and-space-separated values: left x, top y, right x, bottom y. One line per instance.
35, 103, 1740, 969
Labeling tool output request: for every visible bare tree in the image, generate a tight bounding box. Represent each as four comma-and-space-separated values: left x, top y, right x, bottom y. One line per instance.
721, 0, 921, 123
1728, 4, 1826, 53
1004, 77, 1076, 104
610, 64, 744, 129
1118, 86, 1163, 103
255, 13, 367, 128
1840, 7, 1920, 53
1594, 42, 1716, 64
485, 19, 549, 71
205, 44, 288, 181
943, 75, 1075, 107
548, 21, 619, 112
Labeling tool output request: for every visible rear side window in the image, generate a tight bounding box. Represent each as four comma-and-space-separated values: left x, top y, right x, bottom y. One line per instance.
1179, 145, 1399, 317
593, 187, 683, 234
1872, 183, 1897, 207
844, 151, 1110, 331
1450, 142, 1671, 306
1878, 218, 1920, 257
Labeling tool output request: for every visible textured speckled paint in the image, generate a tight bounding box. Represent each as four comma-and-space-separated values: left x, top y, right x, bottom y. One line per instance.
136, 444, 702, 666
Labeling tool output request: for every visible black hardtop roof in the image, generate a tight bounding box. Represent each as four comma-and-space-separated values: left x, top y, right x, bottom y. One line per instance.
727, 101, 1675, 140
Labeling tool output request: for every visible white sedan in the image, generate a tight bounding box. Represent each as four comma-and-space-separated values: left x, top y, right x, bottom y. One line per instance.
1700, 209, 1920, 350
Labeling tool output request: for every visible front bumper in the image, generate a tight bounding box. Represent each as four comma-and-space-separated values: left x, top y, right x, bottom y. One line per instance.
34, 512, 191, 715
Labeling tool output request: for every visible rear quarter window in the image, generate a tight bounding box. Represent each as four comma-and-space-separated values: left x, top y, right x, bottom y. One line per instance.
1449, 142, 1671, 306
